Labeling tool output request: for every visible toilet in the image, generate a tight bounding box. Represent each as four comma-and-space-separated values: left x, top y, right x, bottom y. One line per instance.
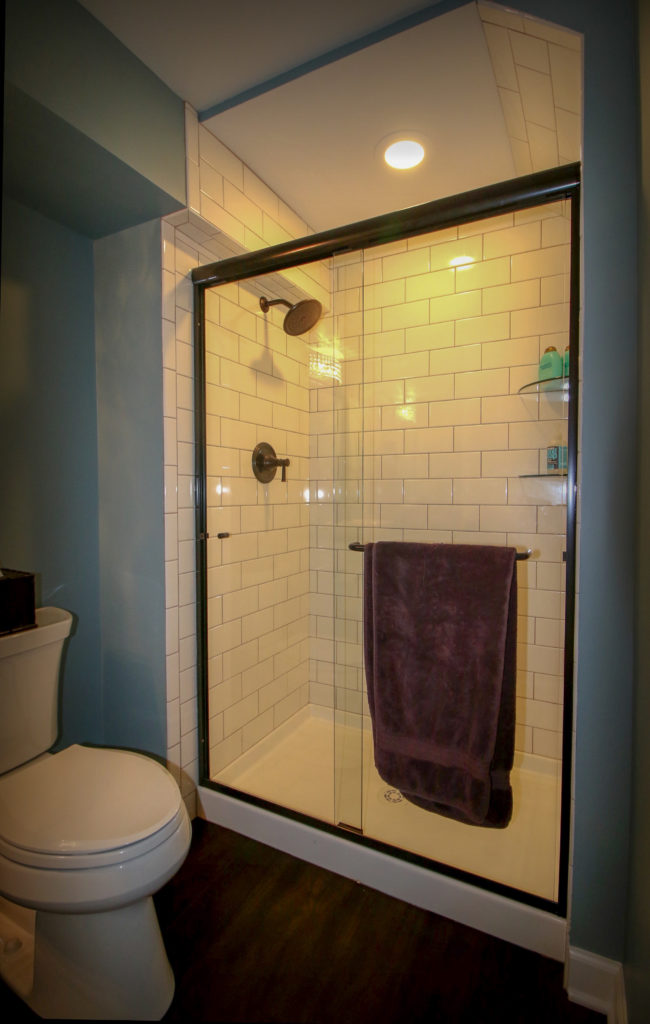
0, 607, 191, 1020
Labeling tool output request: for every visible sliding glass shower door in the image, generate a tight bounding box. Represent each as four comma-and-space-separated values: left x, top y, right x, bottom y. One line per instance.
337, 204, 573, 901
195, 165, 579, 912
201, 259, 333, 821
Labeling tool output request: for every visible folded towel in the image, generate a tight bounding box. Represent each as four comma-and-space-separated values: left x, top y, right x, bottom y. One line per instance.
363, 542, 517, 828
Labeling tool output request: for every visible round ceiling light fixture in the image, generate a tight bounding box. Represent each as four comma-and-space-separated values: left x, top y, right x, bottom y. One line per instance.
384, 138, 425, 170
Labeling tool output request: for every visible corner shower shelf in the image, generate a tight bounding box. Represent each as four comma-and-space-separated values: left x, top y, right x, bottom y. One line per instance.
517, 377, 569, 489
517, 376, 569, 395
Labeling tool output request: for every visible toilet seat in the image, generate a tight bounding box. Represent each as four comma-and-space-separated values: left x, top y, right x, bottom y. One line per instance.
0, 744, 183, 868
0, 745, 191, 915
0, 806, 188, 871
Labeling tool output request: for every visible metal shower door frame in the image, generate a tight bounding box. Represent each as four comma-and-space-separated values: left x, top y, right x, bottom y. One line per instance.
192, 163, 581, 917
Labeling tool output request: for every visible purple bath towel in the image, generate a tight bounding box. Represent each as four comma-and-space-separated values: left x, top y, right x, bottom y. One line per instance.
363, 542, 517, 828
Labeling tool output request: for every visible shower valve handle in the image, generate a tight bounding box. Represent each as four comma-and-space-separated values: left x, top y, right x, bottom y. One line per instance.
252, 442, 290, 483
263, 455, 290, 482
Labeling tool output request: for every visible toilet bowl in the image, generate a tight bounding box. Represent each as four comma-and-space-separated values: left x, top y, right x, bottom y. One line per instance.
0, 608, 191, 1019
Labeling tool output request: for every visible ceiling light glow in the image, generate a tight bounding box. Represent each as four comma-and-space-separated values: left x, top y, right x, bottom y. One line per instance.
384, 139, 425, 170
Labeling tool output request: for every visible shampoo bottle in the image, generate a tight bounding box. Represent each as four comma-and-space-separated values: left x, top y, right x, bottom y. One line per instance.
538, 346, 563, 381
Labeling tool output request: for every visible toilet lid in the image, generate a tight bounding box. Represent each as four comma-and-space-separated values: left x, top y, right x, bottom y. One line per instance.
0, 745, 182, 855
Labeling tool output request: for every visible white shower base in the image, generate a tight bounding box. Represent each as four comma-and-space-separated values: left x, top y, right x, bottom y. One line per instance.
214, 704, 562, 903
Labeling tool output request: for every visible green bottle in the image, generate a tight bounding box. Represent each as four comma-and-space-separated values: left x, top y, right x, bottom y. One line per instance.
539, 346, 562, 380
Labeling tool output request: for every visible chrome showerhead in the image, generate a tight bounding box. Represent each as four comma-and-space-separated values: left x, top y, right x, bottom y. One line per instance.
259, 296, 322, 336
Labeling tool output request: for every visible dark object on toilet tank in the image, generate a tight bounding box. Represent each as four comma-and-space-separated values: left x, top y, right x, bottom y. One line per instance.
0, 569, 36, 635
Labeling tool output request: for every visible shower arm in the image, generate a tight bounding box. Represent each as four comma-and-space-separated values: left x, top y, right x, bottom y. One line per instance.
259, 297, 291, 313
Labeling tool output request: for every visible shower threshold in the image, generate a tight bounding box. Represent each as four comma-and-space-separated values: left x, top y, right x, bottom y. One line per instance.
211, 705, 561, 905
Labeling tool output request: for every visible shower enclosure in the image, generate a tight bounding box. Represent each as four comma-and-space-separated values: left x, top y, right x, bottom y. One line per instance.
193, 164, 579, 915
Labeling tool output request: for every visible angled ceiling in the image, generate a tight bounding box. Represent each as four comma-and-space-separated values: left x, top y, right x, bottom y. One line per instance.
203, 5, 515, 231
79, 0, 581, 232
77, 0, 449, 111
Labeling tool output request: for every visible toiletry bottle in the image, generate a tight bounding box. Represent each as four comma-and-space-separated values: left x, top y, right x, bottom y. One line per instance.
563, 346, 570, 377
546, 441, 568, 473
538, 346, 563, 381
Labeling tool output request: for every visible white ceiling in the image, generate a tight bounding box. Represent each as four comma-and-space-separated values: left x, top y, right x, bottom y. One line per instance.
78, 0, 451, 111
78, 0, 578, 232
204, 5, 515, 230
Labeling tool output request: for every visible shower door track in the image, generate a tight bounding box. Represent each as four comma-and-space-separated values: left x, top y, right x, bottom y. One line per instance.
192, 163, 579, 289
192, 162, 581, 920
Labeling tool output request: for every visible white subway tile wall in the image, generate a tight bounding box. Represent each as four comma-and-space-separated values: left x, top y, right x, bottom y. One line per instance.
163, 108, 326, 799
478, 3, 582, 174
308, 205, 570, 765
164, 108, 573, 812
203, 279, 316, 775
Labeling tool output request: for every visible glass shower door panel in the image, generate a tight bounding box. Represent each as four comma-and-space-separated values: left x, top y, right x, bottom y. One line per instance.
331, 252, 364, 833
353, 206, 571, 901
204, 262, 335, 825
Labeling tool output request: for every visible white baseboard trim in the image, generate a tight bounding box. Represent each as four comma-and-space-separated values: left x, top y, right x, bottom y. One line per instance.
566, 948, 627, 1023
198, 785, 567, 961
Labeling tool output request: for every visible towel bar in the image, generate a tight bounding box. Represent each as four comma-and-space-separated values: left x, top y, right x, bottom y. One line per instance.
348, 541, 532, 560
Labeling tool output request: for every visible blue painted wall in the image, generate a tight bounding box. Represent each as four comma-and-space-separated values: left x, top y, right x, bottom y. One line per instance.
625, 3, 650, 1019
518, 0, 639, 964
0, 196, 103, 747
5, 0, 186, 209
0, 211, 167, 761
3, 0, 185, 238
94, 221, 167, 759
0, 211, 168, 760
1, 0, 186, 759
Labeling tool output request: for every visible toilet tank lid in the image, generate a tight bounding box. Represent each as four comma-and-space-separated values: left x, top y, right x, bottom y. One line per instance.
0, 745, 183, 855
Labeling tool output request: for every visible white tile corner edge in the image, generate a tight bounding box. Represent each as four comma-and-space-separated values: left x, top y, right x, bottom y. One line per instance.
566, 947, 627, 1024
198, 785, 566, 962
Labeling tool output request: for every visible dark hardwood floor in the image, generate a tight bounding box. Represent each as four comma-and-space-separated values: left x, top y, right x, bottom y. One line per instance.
0, 817, 606, 1022
156, 818, 606, 1024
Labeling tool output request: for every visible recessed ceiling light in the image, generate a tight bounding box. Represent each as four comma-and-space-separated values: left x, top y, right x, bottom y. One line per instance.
384, 139, 425, 170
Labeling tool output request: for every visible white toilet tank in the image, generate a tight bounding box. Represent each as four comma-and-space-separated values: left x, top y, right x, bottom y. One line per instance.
0, 607, 73, 775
